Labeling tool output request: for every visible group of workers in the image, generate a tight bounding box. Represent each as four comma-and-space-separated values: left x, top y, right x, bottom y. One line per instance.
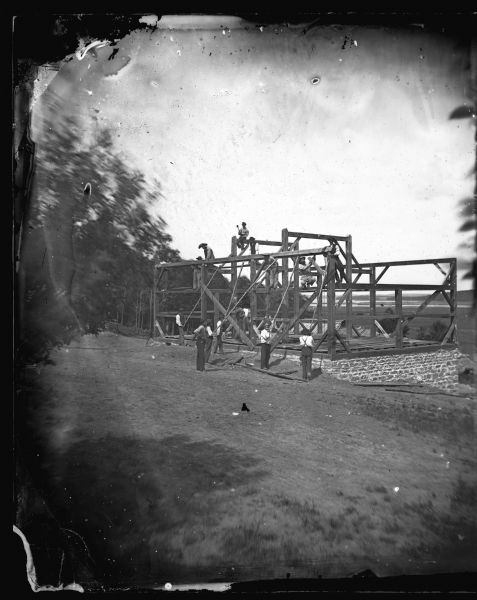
168, 221, 347, 381
186, 315, 313, 381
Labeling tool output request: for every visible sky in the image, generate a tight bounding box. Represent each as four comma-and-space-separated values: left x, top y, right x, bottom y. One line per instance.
31, 14, 475, 288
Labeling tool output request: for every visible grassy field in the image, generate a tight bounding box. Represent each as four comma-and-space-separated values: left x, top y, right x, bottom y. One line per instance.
16, 332, 476, 590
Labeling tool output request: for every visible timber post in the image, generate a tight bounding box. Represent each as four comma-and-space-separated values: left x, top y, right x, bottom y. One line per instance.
370, 266, 376, 338
327, 255, 336, 359
293, 237, 300, 334
345, 235, 353, 341
395, 288, 403, 348
200, 263, 207, 322
281, 228, 289, 328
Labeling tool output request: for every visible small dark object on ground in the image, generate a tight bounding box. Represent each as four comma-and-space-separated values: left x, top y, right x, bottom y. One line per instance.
241, 403, 250, 412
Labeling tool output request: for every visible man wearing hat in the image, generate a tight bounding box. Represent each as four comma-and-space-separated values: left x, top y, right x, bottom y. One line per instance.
299, 326, 314, 381
198, 243, 215, 260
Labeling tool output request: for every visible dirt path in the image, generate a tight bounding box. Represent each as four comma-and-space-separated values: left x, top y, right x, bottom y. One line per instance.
16, 332, 477, 588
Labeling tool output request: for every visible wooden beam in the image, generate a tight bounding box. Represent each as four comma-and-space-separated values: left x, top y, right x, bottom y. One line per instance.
254, 240, 283, 246
369, 266, 376, 338
440, 322, 456, 345
374, 320, 390, 338
200, 264, 207, 321
200, 283, 255, 350
375, 266, 389, 284
358, 258, 455, 268
155, 246, 334, 269
345, 235, 353, 341
433, 262, 447, 276
250, 258, 257, 330
327, 256, 336, 359
335, 328, 351, 352
270, 285, 325, 351
402, 290, 440, 326
293, 239, 300, 334
336, 288, 351, 309
395, 288, 403, 348
288, 231, 348, 241
281, 228, 289, 322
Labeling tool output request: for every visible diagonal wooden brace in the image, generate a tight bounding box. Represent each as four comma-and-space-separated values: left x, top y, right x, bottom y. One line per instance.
200, 283, 255, 350
270, 287, 322, 351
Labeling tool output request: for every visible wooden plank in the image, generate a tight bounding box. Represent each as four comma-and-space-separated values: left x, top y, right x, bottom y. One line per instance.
250, 258, 257, 328
337, 284, 453, 291
335, 328, 351, 352
433, 262, 447, 276
200, 264, 207, 321
327, 256, 336, 359
395, 288, 403, 348
402, 290, 440, 326
200, 283, 255, 350
440, 322, 456, 345
293, 239, 300, 334
370, 266, 376, 338
359, 258, 455, 268
281, 228, 289, 322
336, 288, 351, 309
288, 231, 348, 241
270, 285, 324, 351
375, 265, 389, 284
234, 362, 306, 382
385, 387, 469, 398
374, 320, 390, 338
254, 240, 283, 246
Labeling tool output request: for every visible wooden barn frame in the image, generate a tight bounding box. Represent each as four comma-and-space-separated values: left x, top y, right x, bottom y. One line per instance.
152, 230, 458, 360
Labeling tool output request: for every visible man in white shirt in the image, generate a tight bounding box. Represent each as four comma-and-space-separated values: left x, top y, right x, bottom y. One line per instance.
299, 326, 314, 381
205, 319, 214, 362
176, 312, 184, 345
193, 320, 208, 371
260, 323, 271, 370
214, 319, 225, 355
237, 222, 250, 249
198, 243, 215, 260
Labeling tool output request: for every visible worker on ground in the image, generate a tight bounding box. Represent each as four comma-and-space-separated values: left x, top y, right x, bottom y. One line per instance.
236, 222, 250, 249
193, 320, 208, 371
176, 311, 185, 345
204, 319, 214, 362
198, 243, 215, 260
242, 305, 251, 336
214, 318, 225, 354
259, 322, 271, 370
299, 326, 314, 381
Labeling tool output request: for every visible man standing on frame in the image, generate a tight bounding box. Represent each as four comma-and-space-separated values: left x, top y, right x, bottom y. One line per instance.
259, 322, 271, 370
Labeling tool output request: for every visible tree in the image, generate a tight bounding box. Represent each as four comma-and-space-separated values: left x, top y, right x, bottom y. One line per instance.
17, 115, 180, 363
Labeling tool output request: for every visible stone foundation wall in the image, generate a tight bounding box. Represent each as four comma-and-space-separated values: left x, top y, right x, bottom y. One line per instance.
318, 348, 464, 392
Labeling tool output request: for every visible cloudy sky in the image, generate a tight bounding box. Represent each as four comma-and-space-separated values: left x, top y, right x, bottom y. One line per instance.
32, 14, 474, 288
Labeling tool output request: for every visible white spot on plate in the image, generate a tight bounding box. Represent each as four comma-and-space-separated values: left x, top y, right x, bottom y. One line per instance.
393, 486, 400, 493
165, 582, 172, 590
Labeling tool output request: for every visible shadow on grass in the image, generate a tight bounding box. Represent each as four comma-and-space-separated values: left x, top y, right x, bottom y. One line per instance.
23, 434, 269, 587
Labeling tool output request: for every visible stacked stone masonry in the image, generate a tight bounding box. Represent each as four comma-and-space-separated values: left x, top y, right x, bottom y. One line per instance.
319, 348, 465, 392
